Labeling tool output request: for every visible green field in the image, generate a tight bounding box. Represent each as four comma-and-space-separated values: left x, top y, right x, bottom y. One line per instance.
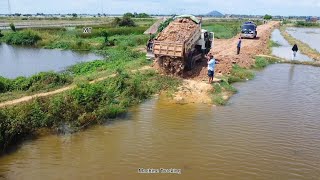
202, 20, 262, 39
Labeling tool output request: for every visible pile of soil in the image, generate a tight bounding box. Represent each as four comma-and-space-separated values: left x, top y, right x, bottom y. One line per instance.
155, 18, 199, 76
157, 18, 198, 42
156, 56, 185, 76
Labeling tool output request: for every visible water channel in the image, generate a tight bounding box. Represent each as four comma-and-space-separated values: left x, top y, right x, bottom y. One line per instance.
286, 27, 320, 52
0, 43, 102, 79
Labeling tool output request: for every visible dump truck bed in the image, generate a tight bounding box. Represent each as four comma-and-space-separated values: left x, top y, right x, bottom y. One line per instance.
153, 24, 201, 57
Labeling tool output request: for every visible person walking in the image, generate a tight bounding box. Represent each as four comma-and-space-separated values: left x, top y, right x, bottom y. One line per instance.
292, 44, 298, 60
237, 37, 242, 55
206, 53, 218, 84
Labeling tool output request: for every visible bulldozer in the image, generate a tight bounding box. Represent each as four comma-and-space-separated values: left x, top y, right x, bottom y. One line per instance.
150, 15, 214, 76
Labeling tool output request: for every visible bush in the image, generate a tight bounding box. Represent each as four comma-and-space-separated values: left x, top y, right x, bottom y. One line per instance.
0, 30, 3, 38
0, 72, 72, 93
4, 30, 41, 46
119, 17, 136, 27
0, 77, 12, 93
254, 57, 269, 69
158, 17, 174, 32
264, 14, 272, 20
295, 21, 320, 27
112, 16, 136, 27
123, 13, 134, 18
9, 23, 16, 32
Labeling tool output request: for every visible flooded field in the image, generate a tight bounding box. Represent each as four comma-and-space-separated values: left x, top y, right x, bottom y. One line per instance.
0, 43, 102, 78
271, 29, 313, 61
286, 27, 320, 52
1, 64, 320, 180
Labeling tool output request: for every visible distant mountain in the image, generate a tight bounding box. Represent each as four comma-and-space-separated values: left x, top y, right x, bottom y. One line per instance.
206, 10, 224, 17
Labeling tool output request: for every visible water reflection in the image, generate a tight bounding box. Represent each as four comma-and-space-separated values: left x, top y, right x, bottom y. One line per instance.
0, 43, 103, 78
288, 64, 295, 82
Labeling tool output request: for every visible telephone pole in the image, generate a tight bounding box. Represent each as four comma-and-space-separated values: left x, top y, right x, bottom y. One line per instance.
7, 0, 12, 15
101, 0, 104, 14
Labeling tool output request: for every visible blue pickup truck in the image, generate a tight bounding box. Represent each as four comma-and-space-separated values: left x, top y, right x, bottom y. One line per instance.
240, 21, 257, 39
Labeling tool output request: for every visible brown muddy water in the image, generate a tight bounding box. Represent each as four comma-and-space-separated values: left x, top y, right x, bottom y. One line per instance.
1, 64, 320, 180
286, 27, 320, 52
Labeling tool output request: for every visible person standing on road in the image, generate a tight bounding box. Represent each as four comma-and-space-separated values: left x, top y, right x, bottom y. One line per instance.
292, 44, 298, 60
206, 53, 218, 84
237, 37, 242, 55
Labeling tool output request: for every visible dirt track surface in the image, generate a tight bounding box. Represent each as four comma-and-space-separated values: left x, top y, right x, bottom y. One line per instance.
0, 67, 151, 108
187, 21, 280, 81
172, 21, 279, 104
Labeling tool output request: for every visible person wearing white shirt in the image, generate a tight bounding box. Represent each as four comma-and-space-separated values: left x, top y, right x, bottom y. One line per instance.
206, 53, 218, 84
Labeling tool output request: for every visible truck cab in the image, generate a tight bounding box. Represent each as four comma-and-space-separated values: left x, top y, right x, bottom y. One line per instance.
197, 30, 214, 54
240, 21, 257, 39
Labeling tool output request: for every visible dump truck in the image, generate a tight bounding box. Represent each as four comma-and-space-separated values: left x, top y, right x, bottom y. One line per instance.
152, 15, 214, 76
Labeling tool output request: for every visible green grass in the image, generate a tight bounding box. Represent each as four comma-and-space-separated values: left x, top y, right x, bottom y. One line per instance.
210, 79, 238, 106
0, 25, 149, 51
227, 65, 255, 83
202, 20, 262, 39
2, 30, 41, 46
295, 21, 320, 27
0, 70, 180, 153
0, 72, 72, 94
253, 56, 279, 69
212, 95, 227, 106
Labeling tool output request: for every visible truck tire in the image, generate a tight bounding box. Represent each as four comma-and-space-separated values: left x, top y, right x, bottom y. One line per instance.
186, 50, 197, 70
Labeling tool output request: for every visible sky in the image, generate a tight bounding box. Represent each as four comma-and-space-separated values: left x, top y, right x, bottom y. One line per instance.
0, 0, 320, 16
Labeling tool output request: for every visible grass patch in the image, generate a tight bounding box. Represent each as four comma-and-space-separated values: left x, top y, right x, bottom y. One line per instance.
228, 65, 255, 83
0, 72, 72, 94
202, 20, 262, 39
295, 21, 320, 27
212, 95, 227, 106
211, 79, 238, 106
269, 40, 281, 47
253, 57, 270, 69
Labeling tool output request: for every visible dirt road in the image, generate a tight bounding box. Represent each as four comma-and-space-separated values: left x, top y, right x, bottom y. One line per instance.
172, 21, 280, 104
186, 21, 280, 81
